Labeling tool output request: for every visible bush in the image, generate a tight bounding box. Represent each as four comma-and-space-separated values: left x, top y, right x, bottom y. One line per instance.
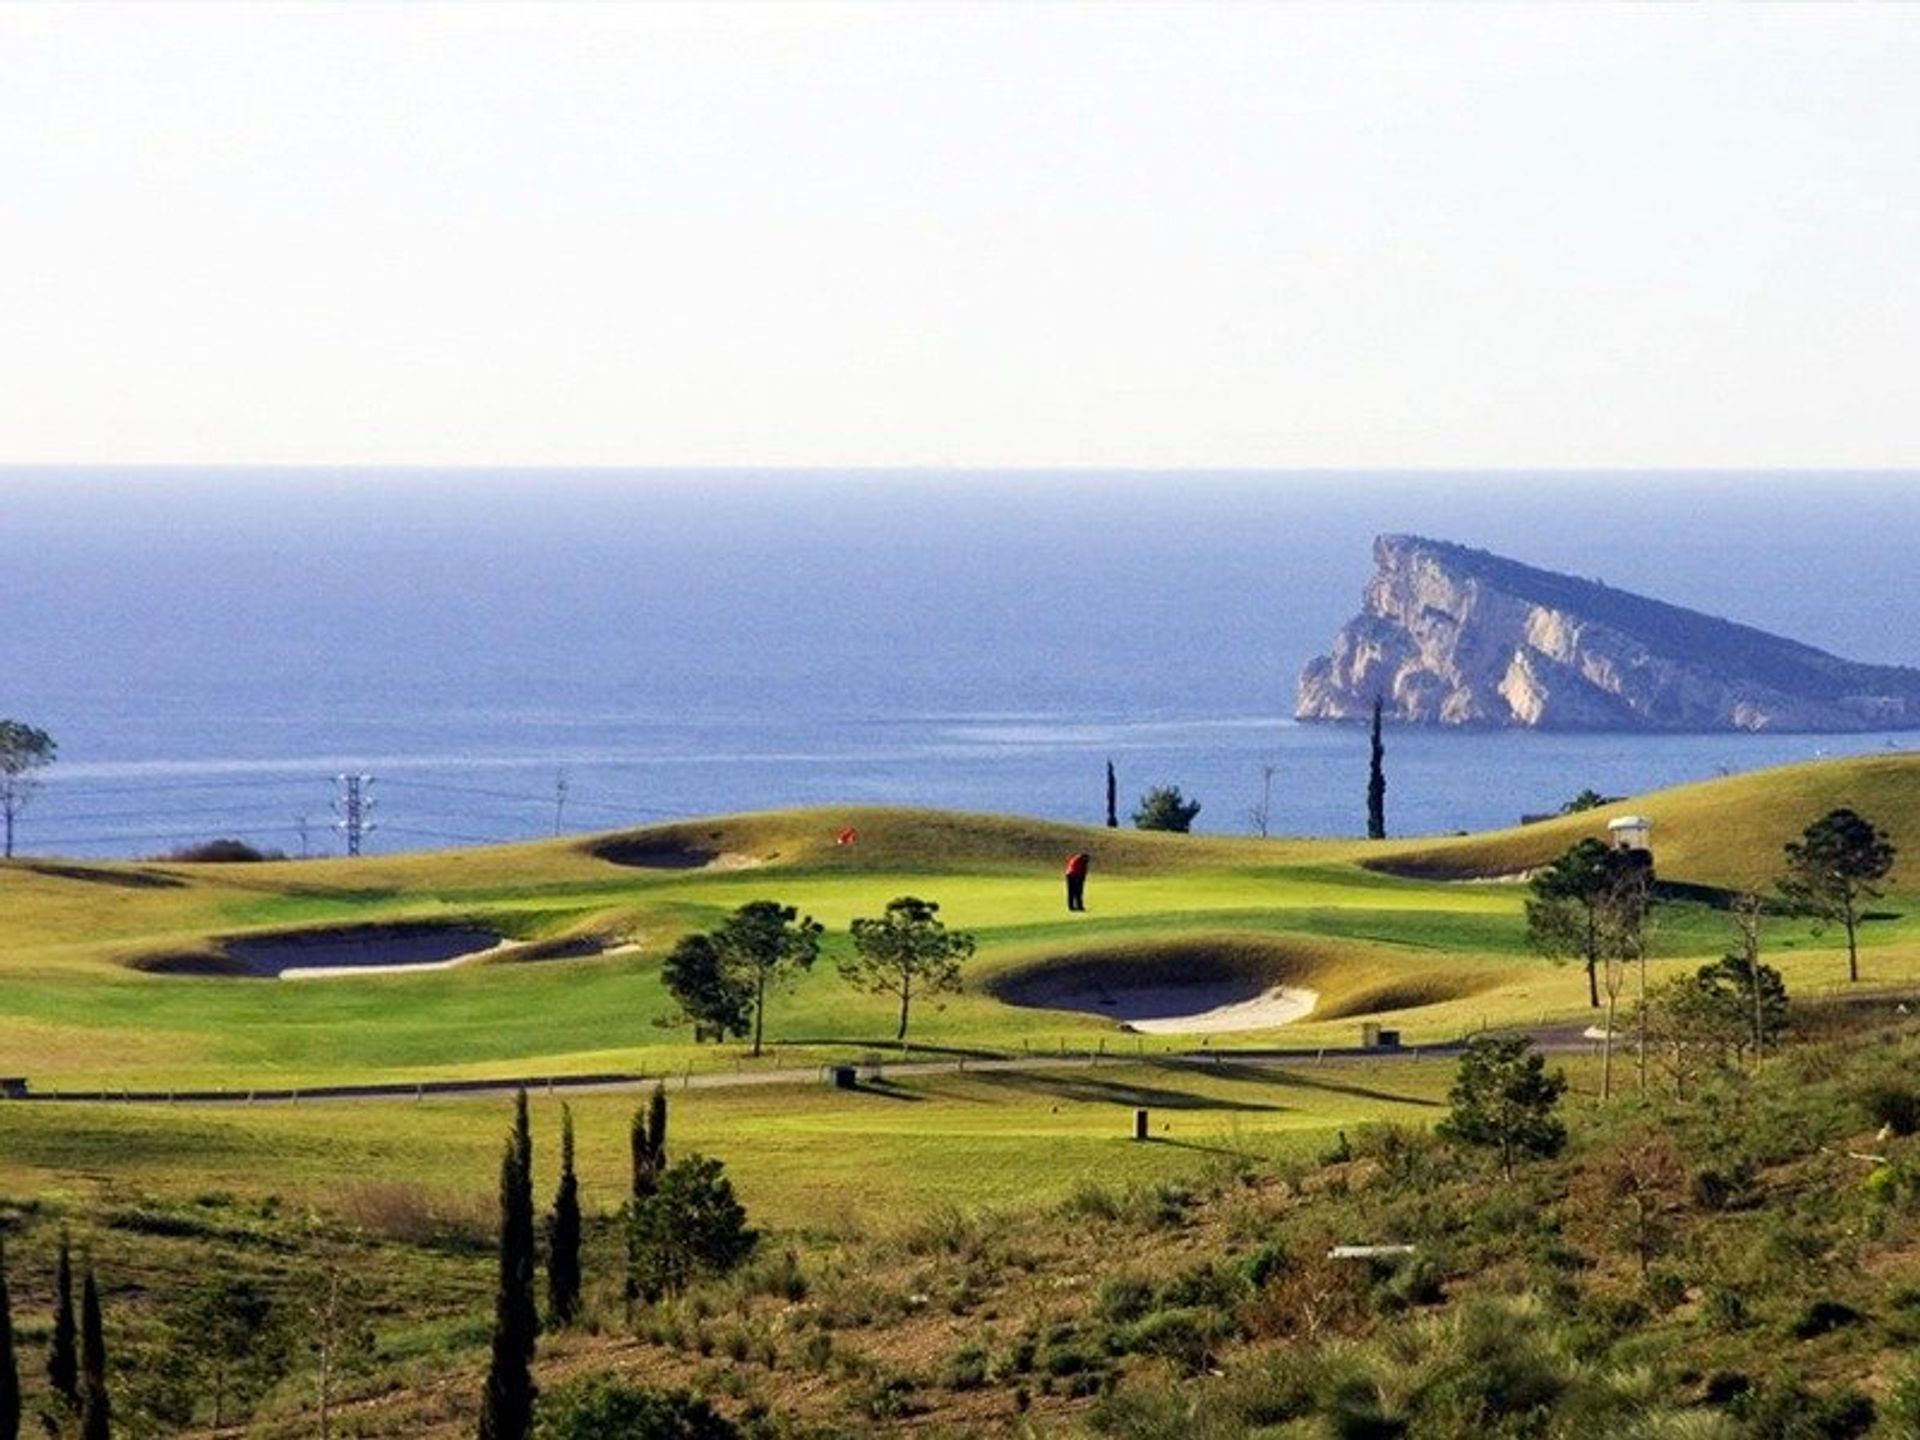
630, 1156, 757, 1302
1788, 1298, 1863, 1340
536, 1377, 738, 1440
1732, 1376, 1874, 1439
1095, 1272, 1156, 1325
1113, 1307, 1231, 1375
1132, 785, 1202, 833
1861, 1080, 1920, 1137
161, 838, 288, 863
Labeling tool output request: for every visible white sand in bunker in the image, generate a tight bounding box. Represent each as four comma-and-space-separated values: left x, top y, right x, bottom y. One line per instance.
1116, 984, 1318, 1034
1043, 980, 1318, 1034
999, 964, 1319, 1034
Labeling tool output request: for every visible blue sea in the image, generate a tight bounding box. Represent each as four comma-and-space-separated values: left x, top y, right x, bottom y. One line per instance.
3, 469, 1917, 859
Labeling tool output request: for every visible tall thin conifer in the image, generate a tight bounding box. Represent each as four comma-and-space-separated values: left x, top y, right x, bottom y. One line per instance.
0, 1236, 19, 1440
47, 1231, 76, 1412
547, 1105, 581, 1326
78, 1268, 107, 1440
625, 1085, 669, 1316
1366, 696, 1387, 840
479, 1091, 537, 1440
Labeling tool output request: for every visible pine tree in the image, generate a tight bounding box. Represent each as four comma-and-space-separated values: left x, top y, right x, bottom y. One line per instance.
1104, 760, 1118, 829
0, 1236, 19, 1440
479, 1091, 537, 1440
1366, 696, 1387, 840
78, 1268, 107, 1440
547, 1105, 582, 1327
47, 1231, 76, 1412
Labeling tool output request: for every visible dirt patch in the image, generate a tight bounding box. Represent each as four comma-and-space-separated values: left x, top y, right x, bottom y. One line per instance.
138, 923, 504, 980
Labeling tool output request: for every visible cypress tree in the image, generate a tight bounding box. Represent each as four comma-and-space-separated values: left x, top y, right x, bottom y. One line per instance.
47, 1231, 76, 1412
479, 1092, 537, 1440
547, 1104, 582, 1327
1104, 760, 1118, 829
625, 1085, 669, 1317
78, 1268, 107, 1440
1366, 696, 1387, 841
646, 1083, 667, 1180
0, 1236, 18, 1440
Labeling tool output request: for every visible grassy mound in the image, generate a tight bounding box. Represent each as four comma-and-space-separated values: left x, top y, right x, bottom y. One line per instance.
1369, 753, 1920, 891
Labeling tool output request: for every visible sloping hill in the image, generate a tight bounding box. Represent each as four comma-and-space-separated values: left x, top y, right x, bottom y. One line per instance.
1370, 753, 1920, 892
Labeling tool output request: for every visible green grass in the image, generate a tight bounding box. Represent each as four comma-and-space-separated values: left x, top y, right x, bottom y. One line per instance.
0, 1060, 1451, 1231
0, 757, 1918, 1090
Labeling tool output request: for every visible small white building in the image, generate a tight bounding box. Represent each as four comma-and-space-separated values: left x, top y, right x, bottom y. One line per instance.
1607, 814, 1652, 854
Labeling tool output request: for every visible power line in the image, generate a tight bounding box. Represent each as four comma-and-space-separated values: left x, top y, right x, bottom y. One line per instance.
379, 823, 520, 846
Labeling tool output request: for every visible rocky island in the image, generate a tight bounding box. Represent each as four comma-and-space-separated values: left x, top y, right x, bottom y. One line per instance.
1297, 534, 1920, 732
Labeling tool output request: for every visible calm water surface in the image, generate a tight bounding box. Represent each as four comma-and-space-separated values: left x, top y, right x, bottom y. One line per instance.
3, 470, 1914, 857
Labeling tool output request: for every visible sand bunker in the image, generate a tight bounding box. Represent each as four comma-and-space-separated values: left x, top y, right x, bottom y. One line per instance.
144, 924, 506, 980
1027, 978, 1318, 1034
994, 944, 1322, 1036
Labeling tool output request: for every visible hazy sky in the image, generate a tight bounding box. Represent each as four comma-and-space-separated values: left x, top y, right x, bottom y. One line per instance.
4, 3, 1916, 469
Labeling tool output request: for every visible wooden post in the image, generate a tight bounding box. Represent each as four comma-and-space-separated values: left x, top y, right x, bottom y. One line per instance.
1132, 1108, 1149, 1142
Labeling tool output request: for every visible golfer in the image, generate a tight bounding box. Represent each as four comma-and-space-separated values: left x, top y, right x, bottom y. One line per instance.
1064, 851, 1090, 911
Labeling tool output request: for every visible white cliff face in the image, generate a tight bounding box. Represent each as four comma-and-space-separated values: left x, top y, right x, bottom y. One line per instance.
1296, 535, 1920, 732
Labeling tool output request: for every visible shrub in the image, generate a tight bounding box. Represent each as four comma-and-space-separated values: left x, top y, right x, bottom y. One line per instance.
1095, 1273, 1156, 1325
1861, 1080, 1920, 1137
1733, 1375, 1874, 1438
630, 1156, 757, 1301
161, 838, 287, 863
536, 1377, 737, 1440
1114, 1307, 1231, 1375
1788, 1298, 1863, 1340
939, 1343, 990, 1392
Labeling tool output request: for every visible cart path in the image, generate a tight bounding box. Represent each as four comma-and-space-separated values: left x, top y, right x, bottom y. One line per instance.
5, 1033, 1619, 1108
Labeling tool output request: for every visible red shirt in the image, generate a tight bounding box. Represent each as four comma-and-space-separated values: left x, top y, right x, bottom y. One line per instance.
1065, 853, 1090, 878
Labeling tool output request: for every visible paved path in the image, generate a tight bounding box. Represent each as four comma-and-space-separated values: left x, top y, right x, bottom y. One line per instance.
11, 1038, 1488, 1108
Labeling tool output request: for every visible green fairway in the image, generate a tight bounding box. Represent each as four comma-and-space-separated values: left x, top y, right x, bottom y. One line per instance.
0, 1059, 1452, 1231
0, 756, 1917, 1092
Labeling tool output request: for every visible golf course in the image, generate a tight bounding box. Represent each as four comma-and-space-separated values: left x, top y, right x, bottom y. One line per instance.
4, 752, 1920, 1438
0, 753, 1914, 1224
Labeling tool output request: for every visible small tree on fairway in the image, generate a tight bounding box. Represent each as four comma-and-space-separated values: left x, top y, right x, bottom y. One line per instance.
1366, 697, 1386, 840
660, 933, 753, 1043
629, 1157, 756, 1304
0, 1237, 18, 1440
79, 1268, 107, 1440
0, 721, 55, 860
48, 1230, 76, 1413
1778, 807, 1897, 983
479, 1092, 537, 1440
1133, 785, 1201, 833
548, 1105, 582, 1327
714, 901, 823, 1058
843, 896, 975, 1042
1526, 839, 1650, 1010
1437, 1035, 1567, 1179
